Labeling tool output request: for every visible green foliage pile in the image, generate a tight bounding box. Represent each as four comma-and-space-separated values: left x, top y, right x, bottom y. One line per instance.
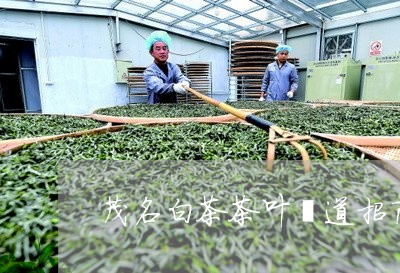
0, 115, 103, 141
257, 106, 400, 136
93, 101, 312, 117
58, 160, 400, 273
94, 104, 226, 117
1, 103, 400, 272
228, 100, 310, 110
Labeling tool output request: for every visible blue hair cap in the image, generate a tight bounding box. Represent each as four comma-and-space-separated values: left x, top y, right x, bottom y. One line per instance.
146, 30, 172, 51
276, 44, 292, 54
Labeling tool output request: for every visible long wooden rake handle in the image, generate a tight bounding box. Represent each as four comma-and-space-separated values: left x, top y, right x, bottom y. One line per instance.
185, 87, 281, 133
184, 86, 328, 172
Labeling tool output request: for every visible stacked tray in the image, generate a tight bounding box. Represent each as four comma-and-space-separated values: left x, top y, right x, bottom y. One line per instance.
236, 75, 265, 100
230, 40, 278, 76
287, 57, 300, 67
127, 67, 147, 103
177, 64, 186, 75
230, 40, 300, 101
127, 67, 146, 89
178, 61, 211, 104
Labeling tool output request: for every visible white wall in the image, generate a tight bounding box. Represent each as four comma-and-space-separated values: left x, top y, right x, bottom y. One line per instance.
286, 25, 319, 68
355, 17, 400, 61
0, 10, 228, 115
42, 14, 124, 114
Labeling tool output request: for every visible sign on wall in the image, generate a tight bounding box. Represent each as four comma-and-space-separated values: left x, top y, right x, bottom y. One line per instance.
369, 40, 382, 56
115, 60, 133, 83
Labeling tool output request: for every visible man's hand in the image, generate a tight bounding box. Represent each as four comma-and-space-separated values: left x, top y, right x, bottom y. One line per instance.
287, 91, 294, 99
181, 81, 190, 88
173, 83, 187, 94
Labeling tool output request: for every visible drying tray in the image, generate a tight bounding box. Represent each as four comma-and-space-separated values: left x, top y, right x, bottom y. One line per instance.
312, 133, 400, 180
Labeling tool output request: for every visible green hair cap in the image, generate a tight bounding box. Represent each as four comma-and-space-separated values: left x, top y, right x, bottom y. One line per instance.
146, 30, 172, 51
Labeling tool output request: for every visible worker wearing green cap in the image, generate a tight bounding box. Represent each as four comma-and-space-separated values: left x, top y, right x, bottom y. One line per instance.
259, 44, 298, 101
143, 30, 190, 104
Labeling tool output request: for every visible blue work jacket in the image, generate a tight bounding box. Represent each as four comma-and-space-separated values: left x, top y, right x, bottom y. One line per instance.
143, 62, 189, 104
261, 61, 298, 101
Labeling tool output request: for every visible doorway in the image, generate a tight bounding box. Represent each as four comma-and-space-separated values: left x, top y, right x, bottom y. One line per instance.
0, 37, 42, 113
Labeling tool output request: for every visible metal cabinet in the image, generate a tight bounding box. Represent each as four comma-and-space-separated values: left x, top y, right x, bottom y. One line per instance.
361, 55, 400, 101
305, 57, 361, 101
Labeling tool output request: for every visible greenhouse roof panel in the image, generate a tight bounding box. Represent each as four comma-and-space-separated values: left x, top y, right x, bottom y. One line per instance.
319, 1, 361, 17
116, 1, 148, 16
158, 3, 192, 17
147, 12, 177, 24
1, 0, 400, 46
35, 0, 76, 4
78, 0, 116, 8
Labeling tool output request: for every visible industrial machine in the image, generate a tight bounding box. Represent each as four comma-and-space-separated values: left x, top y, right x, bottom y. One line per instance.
361, 54, 400, 101
305, 56, 362, 101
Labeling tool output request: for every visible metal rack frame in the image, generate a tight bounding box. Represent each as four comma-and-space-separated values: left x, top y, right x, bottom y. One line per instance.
126, 67, 147, 104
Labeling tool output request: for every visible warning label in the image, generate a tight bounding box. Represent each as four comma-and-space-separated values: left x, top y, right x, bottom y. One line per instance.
369, 41, 382, 56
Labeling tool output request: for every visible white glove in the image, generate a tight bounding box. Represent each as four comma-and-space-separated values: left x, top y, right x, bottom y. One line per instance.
173, 83, 187, 94
287, 91, 294, 98
258, 96, 265, 102
180, 81, 190, 88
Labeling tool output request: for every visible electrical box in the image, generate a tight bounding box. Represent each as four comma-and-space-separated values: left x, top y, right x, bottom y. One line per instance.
115, 60, 132, 83
305, 57, 362, 101
361, 55, 400, 101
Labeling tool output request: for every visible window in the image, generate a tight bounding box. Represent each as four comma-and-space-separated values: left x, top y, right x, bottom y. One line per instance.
323, 33, 353, 60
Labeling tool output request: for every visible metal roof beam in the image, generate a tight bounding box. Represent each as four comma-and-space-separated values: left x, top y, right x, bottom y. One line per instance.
249, 0, 301, 23
153, 0, 251, 39
315, 0, 346, 9
245, 28, 278, 39
325, 5, 400, 29
223, 21, 272, 35
120, 13, 228, 46
191, 14, 256, 35
349, 0, 367, 12
108, 0, 240, 42
259, 0, 322, 28
111, 0, 123, 9
156, 1, 260, 36
121, 13, 229, 45
0, 0, 228, 46
172, 12, 245, 36
0, 0, 114, 15
224, 3, 285, 24
294, 0, 332, 19
141, 2, 168, 18
202, 0, 282, 32
169, 2, 215, 24
192, 11, 282, 33
204, 0, 293, 27
243, 14, 297, 39
124, 1, 245, 35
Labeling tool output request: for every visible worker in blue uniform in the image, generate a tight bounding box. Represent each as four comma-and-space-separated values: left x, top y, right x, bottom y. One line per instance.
143, 30, 190, 104
259, 44, 298, 101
